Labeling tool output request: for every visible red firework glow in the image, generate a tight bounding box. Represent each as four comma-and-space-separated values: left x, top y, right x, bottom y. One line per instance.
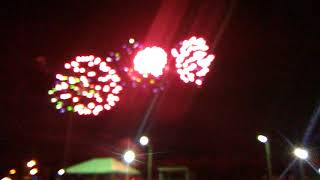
133, 46, 168, 78
171, 36, 215, 86
48, 55, 123, 116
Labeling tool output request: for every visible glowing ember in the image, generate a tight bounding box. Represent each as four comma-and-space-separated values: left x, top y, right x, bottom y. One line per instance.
171, 36, 215, 86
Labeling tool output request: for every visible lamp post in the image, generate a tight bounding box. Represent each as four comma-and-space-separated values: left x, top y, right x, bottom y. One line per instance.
26, 160, 37, 168
257, 135, 272, 180
293, 147, 309, 178
26, 160, 38, 180
139, 136, 152, 180
123, 150, 136, 164
123, 150, 136, 180
58, 169, 65, 176
293, 147, 308, 160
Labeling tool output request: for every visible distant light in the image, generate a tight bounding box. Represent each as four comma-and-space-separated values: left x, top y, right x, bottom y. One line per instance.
27, 160, 36, 168
257, 135, 268, 143
129, 38, 135, 44
1, 177, 12, 180
57, 169, 65, 176
29, 168, 38, 175
123, 150, 135, 164
293, 147, 309, 160
318, 168, 320, 174
9, 169, 16, 175
139, 136, 149, 146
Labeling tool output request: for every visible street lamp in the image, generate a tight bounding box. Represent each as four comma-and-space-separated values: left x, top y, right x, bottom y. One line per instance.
139, 136, 149, 146
257, 135, 268, 143
57, 169, 65, 176
9, 169, 16, 175
27, 160, 37, 168
123, 150, 136, 164
139, 136, 152, 180
257, 134, 272, 180
1, 177, 12, 180
293, 147, 309, 160
29, 168, 38, 175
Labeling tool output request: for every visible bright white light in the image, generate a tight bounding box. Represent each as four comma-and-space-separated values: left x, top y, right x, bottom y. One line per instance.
95, 85, 102, 91
29, 168, 38, 175
88, 71, 96, 77
195, 79, 202, 86
139, 136, 149, 146
1, 177, 12, 180
103, 85, 110, 92
56, 74, 64, 80
60, 93, 72, 100
80, 68, 86, 73
27, 160, 36, 168
257, 135, 268, 143
72, 97, 79, 103
61, 82, 69, 89
129, 38, 135, 44
64, 63, 71, 69
71, 61, 79, 67
293, 147, 309, 160
104, 104, 111, 110
88, 61, 94, 67
88, 102, 95, 109
68, 77, 76, 84
94, 57, 101, 65
57, 169, 65, 176
133, 46, 168, 77
123, 150, 135, 164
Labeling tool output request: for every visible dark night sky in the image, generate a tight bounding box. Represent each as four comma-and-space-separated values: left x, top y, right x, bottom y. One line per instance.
1, 0, 319, 179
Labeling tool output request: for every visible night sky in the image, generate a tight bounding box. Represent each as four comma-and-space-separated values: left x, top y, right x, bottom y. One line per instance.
1, 0, 319, 179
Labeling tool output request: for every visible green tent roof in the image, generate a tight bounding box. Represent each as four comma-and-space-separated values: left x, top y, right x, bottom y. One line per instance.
65, 157, 140, 175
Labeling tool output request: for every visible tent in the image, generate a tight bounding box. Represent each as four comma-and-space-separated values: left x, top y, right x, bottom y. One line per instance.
65, 157, 140, 175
